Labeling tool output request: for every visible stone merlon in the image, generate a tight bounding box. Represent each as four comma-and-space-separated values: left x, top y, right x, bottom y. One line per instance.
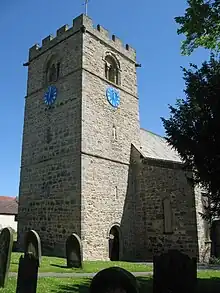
28, 14, 136, 62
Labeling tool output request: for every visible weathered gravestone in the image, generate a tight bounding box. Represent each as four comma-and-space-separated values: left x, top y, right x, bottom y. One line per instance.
0, 227, 13, 288
153, 249, 197, 293
90, 267, 139, 293
66, 233, 82, 268
24, 230, 41, 267
16, 252, 39, 293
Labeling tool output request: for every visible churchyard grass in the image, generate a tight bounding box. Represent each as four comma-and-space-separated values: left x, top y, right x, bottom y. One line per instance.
10, 252, 153, 273
0, 272, 220, 293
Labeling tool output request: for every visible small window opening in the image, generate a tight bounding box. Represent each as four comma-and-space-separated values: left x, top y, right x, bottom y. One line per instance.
112, 125, 117, 140
115, 186, 118, 199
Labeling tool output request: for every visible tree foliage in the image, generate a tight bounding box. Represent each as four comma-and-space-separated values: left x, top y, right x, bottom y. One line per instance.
175, 0, 220, 55
161, 55, 220, 219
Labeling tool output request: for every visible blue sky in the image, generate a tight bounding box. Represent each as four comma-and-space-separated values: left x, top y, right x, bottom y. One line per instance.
0, 0, 209, 196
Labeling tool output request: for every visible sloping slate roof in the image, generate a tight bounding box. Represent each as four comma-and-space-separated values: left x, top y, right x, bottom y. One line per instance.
140, 128, 182, 162
0, 196, 18, 215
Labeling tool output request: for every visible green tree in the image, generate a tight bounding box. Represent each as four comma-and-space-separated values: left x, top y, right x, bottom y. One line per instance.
175, 0, 220, 55
161, 55, 220, 220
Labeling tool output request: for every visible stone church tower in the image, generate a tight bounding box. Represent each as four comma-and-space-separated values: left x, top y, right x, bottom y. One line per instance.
19, 13, 216, 263
18, 14, 141, 260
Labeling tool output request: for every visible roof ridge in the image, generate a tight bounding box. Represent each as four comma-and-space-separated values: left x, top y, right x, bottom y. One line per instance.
140, 128, 165, 139
0, 196, 16, 201
0, 197, 18, 215
140, 127, 181, 163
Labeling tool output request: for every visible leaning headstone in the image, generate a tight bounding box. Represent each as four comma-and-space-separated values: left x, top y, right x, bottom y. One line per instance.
0, 227, 13, 288
90, 267, 139, 293
16, 252, 38, 293
153, 249, 197, 293
24, 230, 41, 267
66, 233, 82, 268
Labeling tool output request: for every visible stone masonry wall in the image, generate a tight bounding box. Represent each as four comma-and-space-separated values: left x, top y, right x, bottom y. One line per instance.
17, 24, 83, 256
80, 16, 140, 260
81, 19, 139, 163
194, 185, 212, 262
134, 158, 199, 261
18, 14, 140, 258
81, 154, 135, 260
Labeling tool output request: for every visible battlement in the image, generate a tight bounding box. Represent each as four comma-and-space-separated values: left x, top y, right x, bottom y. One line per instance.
29, 14, 136, 61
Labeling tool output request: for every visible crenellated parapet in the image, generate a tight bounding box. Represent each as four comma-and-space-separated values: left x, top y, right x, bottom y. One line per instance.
28, 14, 136, 62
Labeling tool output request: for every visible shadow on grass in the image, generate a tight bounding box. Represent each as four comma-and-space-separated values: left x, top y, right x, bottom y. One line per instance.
54, 276, 220, 293
54, 279, 91, 293
42, 253, 65, 259
54, 277, 152, 293
197, 277, 220, 293
137, 276, 220, 293
137, 277, 153, 291
50, 264, 68, 269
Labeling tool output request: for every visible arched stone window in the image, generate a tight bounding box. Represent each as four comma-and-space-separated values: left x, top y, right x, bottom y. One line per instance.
45, 55, 61, 84
104, 53, 120, 85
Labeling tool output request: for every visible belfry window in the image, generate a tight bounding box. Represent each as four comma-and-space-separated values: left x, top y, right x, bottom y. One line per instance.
45, 57, 60, 84
105, 54, 120, 85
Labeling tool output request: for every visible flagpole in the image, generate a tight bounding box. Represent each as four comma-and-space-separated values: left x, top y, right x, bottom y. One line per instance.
85, 0, 88, 16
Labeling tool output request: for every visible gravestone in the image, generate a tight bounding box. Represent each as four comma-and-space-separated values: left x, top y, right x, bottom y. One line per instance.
24, 230, 41, 267
0, 227, 13, 288
16, 252, 39, 293
153, 249, 197, 293
66, 233, 82, 268
90, 267, 139, 293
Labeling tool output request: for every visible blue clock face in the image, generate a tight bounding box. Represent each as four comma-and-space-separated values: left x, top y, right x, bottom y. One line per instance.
106, 87, 120, 108
44, 86, 57, 106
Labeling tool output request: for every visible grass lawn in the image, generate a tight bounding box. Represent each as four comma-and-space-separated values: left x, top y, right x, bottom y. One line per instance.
10, 252, 153, 273
1, 272, 220, 293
